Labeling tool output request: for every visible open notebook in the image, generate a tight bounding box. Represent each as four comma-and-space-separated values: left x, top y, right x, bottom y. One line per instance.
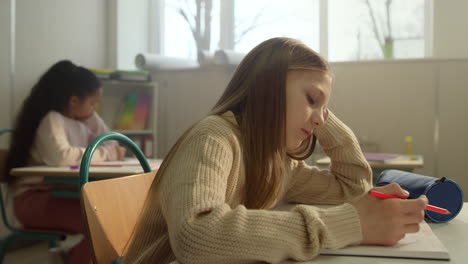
321, 217, 449, 260
273, 202, 450, 260
91, 158, 162, 168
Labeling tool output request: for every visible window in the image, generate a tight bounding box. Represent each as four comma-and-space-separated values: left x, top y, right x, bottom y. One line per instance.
163, 0, 220, 60
328, 0, 426, 61
152, 0, 430, 62
234, 0, 320, 54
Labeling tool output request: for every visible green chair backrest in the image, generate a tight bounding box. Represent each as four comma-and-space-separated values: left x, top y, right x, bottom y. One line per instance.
79, 132, 153, 264
78, 132, 152, 188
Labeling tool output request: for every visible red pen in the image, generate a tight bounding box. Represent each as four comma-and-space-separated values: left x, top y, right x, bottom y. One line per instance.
369, 190, 451, 215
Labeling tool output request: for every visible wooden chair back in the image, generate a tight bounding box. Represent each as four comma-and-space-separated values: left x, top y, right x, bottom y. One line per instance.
80, 171, 155, 264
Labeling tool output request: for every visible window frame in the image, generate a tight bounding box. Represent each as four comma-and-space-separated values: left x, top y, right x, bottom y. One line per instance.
149, 0, 433, 61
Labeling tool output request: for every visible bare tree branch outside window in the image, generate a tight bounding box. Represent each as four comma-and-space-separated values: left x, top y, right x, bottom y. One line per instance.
176, 0, 213, 62
363, 0, 423, 59
173, 0, 269, 61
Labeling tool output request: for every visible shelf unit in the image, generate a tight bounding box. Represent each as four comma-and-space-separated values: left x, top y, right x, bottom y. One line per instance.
98, 80, 158, 158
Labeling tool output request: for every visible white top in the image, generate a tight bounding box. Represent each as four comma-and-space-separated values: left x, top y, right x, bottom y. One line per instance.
14, 110, 119, 196
30, 110, 118, 166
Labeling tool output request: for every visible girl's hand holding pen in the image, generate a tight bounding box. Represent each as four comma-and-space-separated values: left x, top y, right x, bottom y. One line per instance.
350, 183, 428, 246
116, 146, 126, 160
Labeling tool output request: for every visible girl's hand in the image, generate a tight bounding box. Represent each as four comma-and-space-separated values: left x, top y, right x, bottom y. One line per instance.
350, 183, 428, 246
116, 146, 126, 160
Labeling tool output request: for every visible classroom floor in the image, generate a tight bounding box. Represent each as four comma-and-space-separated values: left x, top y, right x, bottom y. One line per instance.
4, 242, 49, 264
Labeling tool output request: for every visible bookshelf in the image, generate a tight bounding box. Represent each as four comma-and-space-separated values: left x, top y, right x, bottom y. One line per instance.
98, 80, 158, 158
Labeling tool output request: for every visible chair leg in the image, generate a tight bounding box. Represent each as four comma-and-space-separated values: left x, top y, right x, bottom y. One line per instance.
48, 239, 58, 249
0, 231, 64, 264
0, 231, 25, 263
0, 240, 6, 263
0, 243, 6, 263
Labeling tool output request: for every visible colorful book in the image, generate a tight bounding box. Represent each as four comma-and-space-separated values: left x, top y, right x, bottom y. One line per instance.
115, 93, 152, 130
116, 94, 139, 130
133, 94, 151, 130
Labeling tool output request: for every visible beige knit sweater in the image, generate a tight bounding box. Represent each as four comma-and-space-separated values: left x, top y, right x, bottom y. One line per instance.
122, 111, 372, 264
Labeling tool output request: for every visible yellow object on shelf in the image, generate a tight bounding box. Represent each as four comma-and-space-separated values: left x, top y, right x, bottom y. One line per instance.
405, 136, 413, 156
89, 68, 114, 74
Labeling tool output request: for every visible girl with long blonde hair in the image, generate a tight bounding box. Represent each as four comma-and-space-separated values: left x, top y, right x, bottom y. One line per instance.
122, 37, 427, 264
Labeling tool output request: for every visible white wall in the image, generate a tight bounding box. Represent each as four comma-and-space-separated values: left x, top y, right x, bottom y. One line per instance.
154, 67, 234, 154
330, 61, 438, 175
13, 0, 108, 111
0, 0, 12, 148
433, 0, 468, 58
329, 59, 468, 199
117, 0, 150, 69
0, 0, 13, 238
437, 60, 468, 189
107, 0, 150, 69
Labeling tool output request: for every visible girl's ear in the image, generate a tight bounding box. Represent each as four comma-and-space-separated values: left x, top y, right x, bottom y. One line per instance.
69, 95, 80, 107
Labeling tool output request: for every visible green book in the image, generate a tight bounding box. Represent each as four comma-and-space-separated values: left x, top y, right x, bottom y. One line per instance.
115, 70, 151, 82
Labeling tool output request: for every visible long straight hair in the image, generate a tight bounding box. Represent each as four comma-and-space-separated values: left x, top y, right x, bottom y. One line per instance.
123, 38, 331, 259
3, 60, 100, 182
209, 38, 330, 208
153, 38, 330, 210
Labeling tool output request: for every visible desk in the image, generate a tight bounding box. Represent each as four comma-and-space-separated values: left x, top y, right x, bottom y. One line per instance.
283, 202, 468, 264
316, 154, 424, 183
10, 159, 162, 197
10, 158, 162, 178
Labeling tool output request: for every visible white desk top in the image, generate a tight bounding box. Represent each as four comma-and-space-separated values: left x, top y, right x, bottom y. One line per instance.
10, 158, 162, 178
283, 202, 468, 264
169, 203, 467, 264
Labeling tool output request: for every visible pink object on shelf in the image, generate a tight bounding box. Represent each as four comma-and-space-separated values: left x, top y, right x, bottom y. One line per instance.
363, 153, 399, 162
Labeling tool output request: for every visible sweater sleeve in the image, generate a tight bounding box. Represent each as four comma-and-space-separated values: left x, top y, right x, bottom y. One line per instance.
284, 111, 372, 205
159, 131, 362, 264
83, 112, 118, 160
33, 112, 116, 166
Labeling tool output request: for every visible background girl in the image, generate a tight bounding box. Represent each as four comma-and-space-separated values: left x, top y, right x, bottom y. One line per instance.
5, 60, 125, 264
